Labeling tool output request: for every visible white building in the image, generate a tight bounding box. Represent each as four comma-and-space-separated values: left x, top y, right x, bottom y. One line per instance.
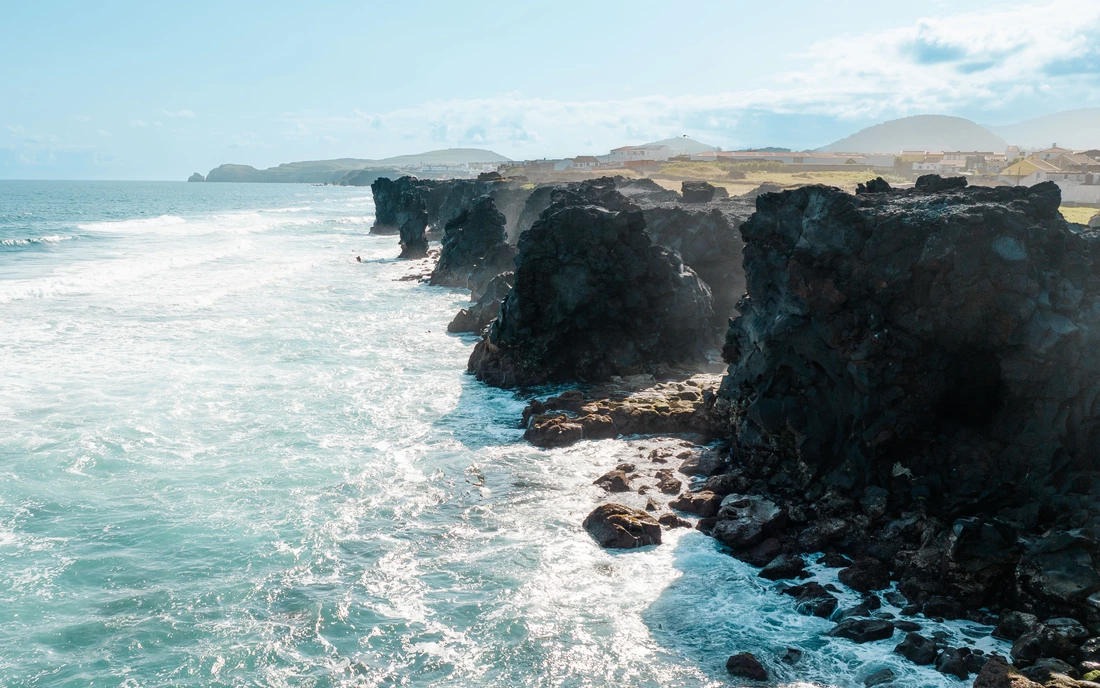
608, 145, 671, 164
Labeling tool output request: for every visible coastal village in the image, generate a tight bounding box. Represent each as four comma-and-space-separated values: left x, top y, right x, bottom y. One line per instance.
402, 139, 1100, 208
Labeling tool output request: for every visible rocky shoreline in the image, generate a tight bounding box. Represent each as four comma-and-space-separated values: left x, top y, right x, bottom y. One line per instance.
370, 172, 1100, 687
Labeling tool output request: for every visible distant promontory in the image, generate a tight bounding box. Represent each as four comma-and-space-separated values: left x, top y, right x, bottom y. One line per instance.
193, 148, 511, 183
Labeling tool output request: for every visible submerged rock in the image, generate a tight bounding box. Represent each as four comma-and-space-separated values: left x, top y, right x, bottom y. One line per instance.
582, 503, 661, 549
725, 652, 768, 681
468, 198, 715, 387
828, 618, 895, 643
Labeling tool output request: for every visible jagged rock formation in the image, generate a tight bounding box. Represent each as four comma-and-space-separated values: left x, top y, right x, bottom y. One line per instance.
639, 197, 752, 323
187, 172, 205, 182
511, 177, 680, 242
689, 177, 1100, 674
429, 196, 516, 292
681, 180, 728, 203
447, 273, 513, 335
468, 191, 716, 387
337, 168, 401, 186
370, 175, 533, 245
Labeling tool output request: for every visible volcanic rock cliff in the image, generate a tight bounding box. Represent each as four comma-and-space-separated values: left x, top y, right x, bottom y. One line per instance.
429, 196, 516, 296
694, 179, 1100, 641
468, 189, 717, 387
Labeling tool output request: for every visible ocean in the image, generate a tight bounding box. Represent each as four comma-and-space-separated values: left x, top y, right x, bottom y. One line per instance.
0, 181, 1005, 687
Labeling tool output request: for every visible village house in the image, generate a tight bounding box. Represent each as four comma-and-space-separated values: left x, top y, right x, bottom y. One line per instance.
608, 145, 671, 164
999, 149, 1100, 204
570, 155, 599, 170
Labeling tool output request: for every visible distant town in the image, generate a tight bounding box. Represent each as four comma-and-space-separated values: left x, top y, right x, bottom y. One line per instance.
409, 140, 1100, 205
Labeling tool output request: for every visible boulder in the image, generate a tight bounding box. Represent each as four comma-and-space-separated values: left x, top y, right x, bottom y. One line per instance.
973, 655, 1043, 688
994, 611, 1040, 641
658, 513, 692, 529
936, 647, 972, 680
782, 582, 839, 618
1089, 213, 1100, 229
895, 632, 938, 665
187, 172, 204, 182
915, 173, 968, 192
1011, 626, 1077, 665
828, 618, 895, 643
711, 495, 787, 550
726, 652, 768, 681
856, 177, 892, 194
430, 195, 516, 292
681, 181, 726, 203
469, 193, 715, 387
582, 504, 662, 549
669, 491, 723, 518
839, 558, 891, 592
593, 470, 632, 493
759, 553, 806, 580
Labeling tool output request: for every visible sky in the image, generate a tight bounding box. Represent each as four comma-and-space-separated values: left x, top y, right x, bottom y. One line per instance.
2, 0, 1099, 180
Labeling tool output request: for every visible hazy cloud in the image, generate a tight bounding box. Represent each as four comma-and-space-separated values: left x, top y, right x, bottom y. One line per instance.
162, 109, 196, 118
128, 119, 149, 127
69, 114, 91, 123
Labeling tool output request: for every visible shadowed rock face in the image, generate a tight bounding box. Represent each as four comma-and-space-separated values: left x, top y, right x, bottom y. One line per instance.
511, 177, 681, 242
468, 198, 716, 388
447, 272, 513, 335
370, 176, 534, 246
711, 179, 1099, 516
429, 196, 516, 293
640, 200, 752, 324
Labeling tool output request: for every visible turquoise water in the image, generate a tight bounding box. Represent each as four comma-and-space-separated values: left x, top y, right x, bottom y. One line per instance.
0, 181, 1003, 687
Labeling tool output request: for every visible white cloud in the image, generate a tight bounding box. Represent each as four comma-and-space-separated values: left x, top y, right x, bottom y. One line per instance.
97, 129, 111, 137
69, 114, 91, 123
274, 0, 1100, 155
129, 119, 149, 127
162, 109, 196, 118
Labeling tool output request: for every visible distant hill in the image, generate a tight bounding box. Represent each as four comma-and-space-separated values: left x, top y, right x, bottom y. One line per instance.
987, 109, 1100, 150
643, 137, 718, 156
821, 115, 1008, 153
201, 148, 511, 183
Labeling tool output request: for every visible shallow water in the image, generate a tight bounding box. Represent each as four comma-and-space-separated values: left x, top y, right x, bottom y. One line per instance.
0, 181, 1006, 687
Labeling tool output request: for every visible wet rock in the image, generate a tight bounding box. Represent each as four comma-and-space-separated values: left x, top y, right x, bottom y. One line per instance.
1011, 626, 1077, 665
469, 192, 715, 386
657, 513, 691, 529
582, 504, 662, 549
593, 470, 632, 493
883, 590, 908, 607
995, 611, 1040, 641
864, 667, 896, 687
783, 582, 839, 618
712, 495, 787, 550
726, 652, 768, 681
759, 553, 806, 581
828, 618, 895, 643
780, 647, 802, 665
669, 490, 723, 518
922, 596, 964, 620
936, 647, 972, 680
973, 655, 1041, 688
430, 195, 516, 291
1017, 532, 1100, 609
839, 559, 891, 592
681, 180, 727, 204
796, 517, 849, 552
677, 447, 729, 477
644, 497, 660, 512
894, 620, 922, 633
818, 553, 854, 568
1046, 617, 1089, 644
895, 632, 938, 665
521, 375, 722, 448
655, 469, 682, 495
1020, 658, 1075, 683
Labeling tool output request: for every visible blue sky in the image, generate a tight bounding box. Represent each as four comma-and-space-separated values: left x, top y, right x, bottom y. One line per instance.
2, 0, 1098, 180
